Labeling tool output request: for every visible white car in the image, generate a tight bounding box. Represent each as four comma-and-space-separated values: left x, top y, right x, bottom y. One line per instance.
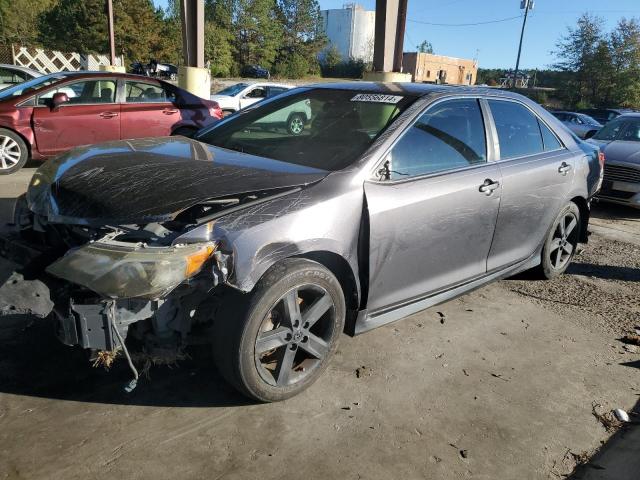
211, 82, 292, 114
0, 64, 42, 90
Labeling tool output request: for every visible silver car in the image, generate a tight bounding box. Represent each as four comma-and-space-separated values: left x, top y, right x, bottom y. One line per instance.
0, 64, 41, 90
588, 113, 640, 208
0, 83, 603, 401
551, 111, 602, 139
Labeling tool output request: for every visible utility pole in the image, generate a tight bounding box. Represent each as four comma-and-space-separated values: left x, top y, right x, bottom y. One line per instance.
513, 0, 533, 88
106, 0, 116, 66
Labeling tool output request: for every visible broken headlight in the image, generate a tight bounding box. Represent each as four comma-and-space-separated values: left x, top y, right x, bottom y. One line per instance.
46, 240, 216, 299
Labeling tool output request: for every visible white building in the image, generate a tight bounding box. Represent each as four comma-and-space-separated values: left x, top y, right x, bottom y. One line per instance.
320, 4, 375, 62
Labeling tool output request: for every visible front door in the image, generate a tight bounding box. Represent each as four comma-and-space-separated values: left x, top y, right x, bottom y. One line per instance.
239, 86, 267, 109
32, 78, 120, 157
485, 99, 576, 270
120, 80, 181, 139
364, 98, 501, 312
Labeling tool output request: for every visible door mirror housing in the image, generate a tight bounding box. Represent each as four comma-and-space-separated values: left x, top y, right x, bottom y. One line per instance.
51, 92, 69, 110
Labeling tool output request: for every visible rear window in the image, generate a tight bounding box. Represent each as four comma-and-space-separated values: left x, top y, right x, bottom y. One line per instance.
197, 89, 416, 170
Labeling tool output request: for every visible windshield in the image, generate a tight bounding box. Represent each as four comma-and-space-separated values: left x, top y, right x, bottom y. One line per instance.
196, 88, 416, 170
215, 83, 249, 97
578, 114, 600, 126
0, 73, 68, 100
593, 117, 640, 142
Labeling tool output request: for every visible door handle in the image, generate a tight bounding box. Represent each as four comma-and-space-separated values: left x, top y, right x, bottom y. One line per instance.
479, 178, 500, 196
162, 109, 179, 115
558, 162, 572, 175
99, 112, 119, 119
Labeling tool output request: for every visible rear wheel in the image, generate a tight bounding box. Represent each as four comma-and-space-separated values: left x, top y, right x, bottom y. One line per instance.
535, 202, 581, 279
0, 129, 28, 175
213, 259, 345, 402
287, 113, 305, 135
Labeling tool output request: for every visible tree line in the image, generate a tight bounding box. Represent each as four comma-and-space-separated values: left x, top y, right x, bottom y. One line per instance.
0, 0, 331, 78
478, 14, 640, 109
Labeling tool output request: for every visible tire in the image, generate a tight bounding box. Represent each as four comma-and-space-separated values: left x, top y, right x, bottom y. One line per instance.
171, 126, 198, 138
534, 202, 581, 279
287, 113, 305, 136
0, 128, 28, 175
213, 258, 345, 402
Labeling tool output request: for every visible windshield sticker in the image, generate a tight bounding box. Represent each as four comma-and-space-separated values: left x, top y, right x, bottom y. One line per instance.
351, 93, 404, 104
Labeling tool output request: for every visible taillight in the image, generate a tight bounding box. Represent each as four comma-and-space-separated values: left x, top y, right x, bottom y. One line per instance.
598, 151, 605, 169
209, 103, 223, 119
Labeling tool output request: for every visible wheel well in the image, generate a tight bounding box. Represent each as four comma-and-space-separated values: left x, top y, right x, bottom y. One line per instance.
0, 127, 31, 158
571, 196, 590, 243
294, 251, 359, 329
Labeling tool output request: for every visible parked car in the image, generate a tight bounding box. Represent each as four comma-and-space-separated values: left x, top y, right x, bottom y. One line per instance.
0, 84, 602, 402
587, 113, 640, 208
211, 82, 290, 114
0, 71, 222, 174
0, 64, 42, 90
578, 108, 637, 125
242, 64, 270, 79
551, 111, 602, 139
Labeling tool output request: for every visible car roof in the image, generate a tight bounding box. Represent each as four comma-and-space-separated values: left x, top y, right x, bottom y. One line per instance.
616, 112, 640, 118
0, 63, 42, 75
307, 81, 529, 99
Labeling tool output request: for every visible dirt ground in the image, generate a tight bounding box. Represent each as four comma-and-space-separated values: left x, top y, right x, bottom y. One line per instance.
0, 171, 639, 479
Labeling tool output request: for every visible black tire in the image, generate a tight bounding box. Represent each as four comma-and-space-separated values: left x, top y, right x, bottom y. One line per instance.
0, 128, 28, 175
171, 126, 198, 138
287, 113, 305, 136
534, 202, 581, 279
213, 258, 345, 402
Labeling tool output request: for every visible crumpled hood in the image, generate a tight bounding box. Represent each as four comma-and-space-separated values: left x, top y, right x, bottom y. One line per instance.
587, 139, 640, 165
27, 136, 328, 225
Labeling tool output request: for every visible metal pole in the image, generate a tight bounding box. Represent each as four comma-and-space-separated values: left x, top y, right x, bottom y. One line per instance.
513, 0, 530, 88
393, 0, 408, 72
107, 0, 116, 65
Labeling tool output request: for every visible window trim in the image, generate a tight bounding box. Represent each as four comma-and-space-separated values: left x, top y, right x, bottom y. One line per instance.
369, 95, 494, 184
484, 97, 566, 163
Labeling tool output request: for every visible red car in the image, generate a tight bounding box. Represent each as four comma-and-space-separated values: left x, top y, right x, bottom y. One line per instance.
0, 71, 222, 174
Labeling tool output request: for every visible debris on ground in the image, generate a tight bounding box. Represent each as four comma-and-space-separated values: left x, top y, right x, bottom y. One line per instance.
437, 312, 446, 324
622, 334, 640, 346
490, 373, 509, 382
613, 408, 630, 423
463, 369, 469, 376
354, 365, 370, 378
92, 348, 121, 370
129, 348, 190, 379
459, 449, 469, 459
623, 344, 638, 353
591, 402, 623, 432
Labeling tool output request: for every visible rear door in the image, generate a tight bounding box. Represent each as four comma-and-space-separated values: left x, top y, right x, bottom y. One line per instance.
32, 78, 120, 156
120, 79, 181, 138
364, 98, 502, 312
485, 99, 575, 270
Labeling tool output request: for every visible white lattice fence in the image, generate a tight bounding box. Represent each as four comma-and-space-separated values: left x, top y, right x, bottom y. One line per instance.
11, 45, 124, 73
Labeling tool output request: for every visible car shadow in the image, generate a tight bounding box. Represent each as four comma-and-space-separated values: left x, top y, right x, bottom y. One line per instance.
567, 397, 640, 479
0, 316, 255, 408
567, 262, 640, 282
0, 197, 17, 229
591, 202, 640, 221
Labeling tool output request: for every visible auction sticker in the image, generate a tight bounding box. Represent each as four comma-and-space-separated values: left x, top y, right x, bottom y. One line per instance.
351, 93, 404, 104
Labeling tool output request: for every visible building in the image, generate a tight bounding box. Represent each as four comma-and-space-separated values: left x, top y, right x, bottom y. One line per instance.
403, 53, 478, 85
320, 4, 375, 63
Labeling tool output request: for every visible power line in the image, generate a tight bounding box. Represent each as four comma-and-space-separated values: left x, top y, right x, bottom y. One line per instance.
407, 14, 523, 27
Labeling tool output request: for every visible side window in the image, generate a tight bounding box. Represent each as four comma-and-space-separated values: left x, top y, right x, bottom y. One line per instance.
387, 98, 487, 180
538, 120, 562, 151
488, 100, 544, 159
268, 87, 288, 97
0, 67, 27, 84
125, 81, 173, 103
37, 79, 116, 106
246, 87, 266, 99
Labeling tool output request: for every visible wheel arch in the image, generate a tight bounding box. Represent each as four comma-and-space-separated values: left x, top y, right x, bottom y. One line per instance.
0, 126, 32, 158
570, 195, 590, 243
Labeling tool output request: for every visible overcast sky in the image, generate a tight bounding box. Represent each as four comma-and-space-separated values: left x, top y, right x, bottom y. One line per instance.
152, 0, 640, 69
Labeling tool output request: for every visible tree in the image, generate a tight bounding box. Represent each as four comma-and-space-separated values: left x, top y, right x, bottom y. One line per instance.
234, 0, 283, 69
609, 18, 640, 107
204, 0, 235, 76
0, 0, 57, 45
417, 40, 433, 54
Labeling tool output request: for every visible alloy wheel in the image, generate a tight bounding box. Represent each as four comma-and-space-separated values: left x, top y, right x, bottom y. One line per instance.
0, 135, 21, 171
289, 117, 304, 135
549, 211, 579, 270
254, 284, 336, 387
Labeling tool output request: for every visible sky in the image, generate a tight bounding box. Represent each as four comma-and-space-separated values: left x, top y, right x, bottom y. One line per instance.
152, 0, 640, 69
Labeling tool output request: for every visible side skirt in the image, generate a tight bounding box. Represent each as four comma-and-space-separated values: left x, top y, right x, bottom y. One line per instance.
353, 254, 540, 335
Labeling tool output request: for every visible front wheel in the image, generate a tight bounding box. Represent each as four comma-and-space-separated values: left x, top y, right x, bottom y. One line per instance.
536, 202, 581, 279
287, 113, 305, 135
213, 259, 345, 402
0, 129, 28, 175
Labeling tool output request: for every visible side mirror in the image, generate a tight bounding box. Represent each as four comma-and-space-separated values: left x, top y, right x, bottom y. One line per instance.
51, 92, 69, 110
